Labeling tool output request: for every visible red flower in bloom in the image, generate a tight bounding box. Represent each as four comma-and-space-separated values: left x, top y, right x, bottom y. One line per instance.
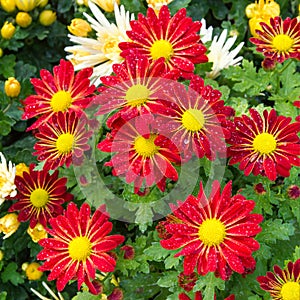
155, 75, 234, 161
257, 259, 300, 300
33, 111, 93, 170
98, 115, 180, 194
37, 202, 124, 294
22, 59, 95, 130
96, 54, 179, 127
119, 6, 208, 78
8, 164, 73, 228
250, 16, 300, 64
160, 180, 263, 280
227, 108, 300, 181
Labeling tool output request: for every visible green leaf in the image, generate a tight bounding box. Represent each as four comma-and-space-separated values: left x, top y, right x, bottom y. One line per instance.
169, 0, 191, 14
0, 292, 7, 300
157, 271, 178, 288
0, 262, 24, 286
0, 54, 16, 78
72, 291, 100, 300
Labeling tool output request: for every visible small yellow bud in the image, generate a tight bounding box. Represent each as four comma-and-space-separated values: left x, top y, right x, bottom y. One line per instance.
1, 21, 16, 40
16, 12, 32, 28
0, 213, 20, 239
1, 0, 16, 13
15, 0, 37, 12
25, 262, 43, 280
90, 0, 120, 13
76, 0, 89, 6
39, 10, 56, 26
27, 223, 48, 243
15, 163, 29, 177
0, 48, 3, 57
68, 18, 92, 37
36, 0, 48, 7
0, 250, 4, 261
4, 77, 21, 98
22, 262, 29, 271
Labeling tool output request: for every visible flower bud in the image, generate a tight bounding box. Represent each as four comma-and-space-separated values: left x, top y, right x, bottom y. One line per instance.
76, 0, 88, 6
287, 185, 300, 200
15, 0, 37, 12
1, 21, 16, 39
108, 287, 123, 300
0, 213, 20, 239
1, 0, 16, 13
25, 262, 43, 280
0, 250, 4, 261
4, 77, 21, 98
120, 245, 135, 260
27, 223, 48, 242
90, 0, 120, 13
0, 48, 3, 57
39, 10, 57, 26
68, 18, 92, 37
36, 0, 48, 7
15, 163, 29, 177
16, 12, 32, 28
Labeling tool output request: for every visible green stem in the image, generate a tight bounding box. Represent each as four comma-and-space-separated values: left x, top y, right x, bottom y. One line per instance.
203, 272, 216, 300
276, 59, 293, 75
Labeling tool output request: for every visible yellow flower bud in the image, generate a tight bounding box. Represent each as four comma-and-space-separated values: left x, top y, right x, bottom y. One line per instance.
90, 0, 120, 13
39, 10, 56, 26
15, 0, 37, 12
0, 213, 20, 239
0, 250, 4, 261
1, 21, 16, 40
22, 262, 29, 271
36, 0, 48, 7
4, 77, 21, 98
15, 163, 29, 177
16, 12, 32, 28
0, 48, 3, 57
76, 0, 88, 6
68, 18, 92, 37
1, 0, 16, 13
25, 262, 43, 280
27, 223, 48, 243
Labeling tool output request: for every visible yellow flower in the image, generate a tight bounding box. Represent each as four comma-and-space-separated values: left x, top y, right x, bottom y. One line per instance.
0, 213, 20, 239
4, 77, 21, 97
0, 250, 4, 261
39, 10, 57, 26
16, 12, 32, 28
15, 163, 29, 177
25, 262, 43, 280
146, 0, 173, 14
1, 0, 16, 13
15, 0, 38, 11
0, 48, 3, 58
36, 0, 48, 7
90, 0, 120, 13
27, 223, 48, 243
68, 18, 92, 37
1, 21, 16, 40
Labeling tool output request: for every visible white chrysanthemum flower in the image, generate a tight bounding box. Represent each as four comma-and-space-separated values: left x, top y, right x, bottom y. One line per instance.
199, 18, 213, 43
65, 1, 134, 86
206, 29, 244, 79
0, 152, 17, 205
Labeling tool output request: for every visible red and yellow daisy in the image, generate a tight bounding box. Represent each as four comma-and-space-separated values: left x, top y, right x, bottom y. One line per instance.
227, 108, 300, 181
96, 54, 179, 127
98, 114, 180, 194
160, 180, 263, 280
119, 5, 208, 78
257, 259, 300, 300
8, 164, 73, 228
33, 111, 93, 170
22, 59, 96, 130
37, 202, 124, 294
250, 16, 300, 64
155, 75, 234, 161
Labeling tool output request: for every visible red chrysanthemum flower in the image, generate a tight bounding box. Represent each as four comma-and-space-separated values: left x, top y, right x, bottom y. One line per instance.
155, 75, 234, 161
33, 111, 93, 170
250, 16, 300, 64
98, 114, 180, 194
179, 291, 235, 300
37, 202, 125, 294
8, 164, 73, 228
22, 59, 96, 130
96, 54, 179, 127
119, 5, 208, 78
227, 108, 300, 181
160, 180, 263, 280
257, 259, 300, 300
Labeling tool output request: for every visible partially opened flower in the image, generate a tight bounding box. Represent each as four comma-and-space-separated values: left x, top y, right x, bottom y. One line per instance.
160, 180, 263, 280
0, 213, 20, 239
227, 108, 300, 181
206, 29, 244, 79
22, 59, 95, 130
33, 111, 93, 170
37, 202, 125, 294
9, 164, 73, 228
257, 259, 300, 300
250, 16, 300, 64
65, 1, 134, 86
119, 5, 208, 78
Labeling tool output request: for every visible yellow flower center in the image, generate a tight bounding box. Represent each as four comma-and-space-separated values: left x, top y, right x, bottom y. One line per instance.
272, 34, 294, 52
102, 37, 120, 55
68, 236, 92, 261
50, 90, 73, 112
198, 218, 226, 247
150, 39, 174, 60
125, 84, 150, 107
0, 175, 4, 188
253, 132, 277, 155
280, 281, 300, 300
55, 133, 75, 154
134, 134, 159, 158
181, 109, 205, 132
25, 262, 43, 281
30, 188, 49, 208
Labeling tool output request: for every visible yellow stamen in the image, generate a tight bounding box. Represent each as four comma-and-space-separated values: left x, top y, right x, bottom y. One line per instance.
253, 132, 276, 155
150, 39, 174, 60
30, 188, 49, 208
68, 236, 92, 261
280, 281, 300, 300
55, 133, 74, 154
50, 90, 73, 112
272, 34, 294, 52
198, 218, 226, 247
134, 134, 159, 158
181, 109, 205, 132
125, 84, 150, 107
